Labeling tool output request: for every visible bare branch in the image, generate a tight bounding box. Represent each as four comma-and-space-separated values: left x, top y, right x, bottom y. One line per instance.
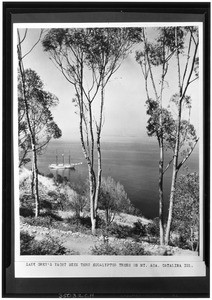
22, 29, 44, 60
177, 138, 199, 170
163, 157, 174, 174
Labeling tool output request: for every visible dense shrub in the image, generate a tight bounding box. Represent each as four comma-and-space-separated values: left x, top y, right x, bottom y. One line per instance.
92, 242, 119, 255
20, 232, 35, 254
41, 199, 52, 210
69, 193, 87, 217
171, 234, 199, 251
55, 174, 64, 184
146, 218, 160, 237
64, 215, 104, 234
91, 241, 150, 255
47, 189, 66, 210
20, 194, 34, 208
46, 173, 54, 178
172, 172, 199, 251
107, 223, 133, 239
99, 177, 134, 226
131, 220, 147, 236
119, 241, 150, 255
107, 221, 148, 240
20, 207, 34, 217
24, 213, 63, 228
20, 231, 73, 255
67, 216, 91, 228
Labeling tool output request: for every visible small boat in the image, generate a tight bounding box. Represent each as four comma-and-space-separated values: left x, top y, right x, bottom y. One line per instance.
49, 153, 82, 170
49, 163, 75, 170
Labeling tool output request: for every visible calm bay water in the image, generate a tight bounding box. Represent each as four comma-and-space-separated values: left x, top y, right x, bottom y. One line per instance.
36, 139, 199, 219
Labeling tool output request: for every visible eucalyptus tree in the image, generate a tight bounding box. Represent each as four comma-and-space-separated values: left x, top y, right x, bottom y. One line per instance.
17, 28, 62, 217
42, 27, 140, 233
18, 68, 62, 217
136, 27, 177, 245
172, 172, 199, 251
165, 26, 199, 244
136, 26, 199, 245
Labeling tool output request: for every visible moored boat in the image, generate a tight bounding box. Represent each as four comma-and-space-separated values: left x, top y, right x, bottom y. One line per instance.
49, 152, 82, 170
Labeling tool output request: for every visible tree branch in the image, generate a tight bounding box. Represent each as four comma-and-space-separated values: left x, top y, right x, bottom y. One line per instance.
177, 138, 199, 170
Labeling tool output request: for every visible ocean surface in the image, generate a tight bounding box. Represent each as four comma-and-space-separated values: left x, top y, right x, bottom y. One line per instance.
35, 139, 199, 219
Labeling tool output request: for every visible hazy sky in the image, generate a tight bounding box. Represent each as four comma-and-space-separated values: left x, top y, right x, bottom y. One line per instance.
16, 26, 201, 142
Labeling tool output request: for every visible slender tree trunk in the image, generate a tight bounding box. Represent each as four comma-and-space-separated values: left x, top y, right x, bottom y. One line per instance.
89, 166, 97, 235
165, 28, 182, 245
159, 139, 165, 245
31, 160, 34, 196
77, 60, 98, 235
32, 143, 40, 217
94, 78, 104, 229
95, 137, 102, 209
17, 30, 40, 217
165, 101, 182, 244
79, 108, 97, 235
144, 31, 166, 245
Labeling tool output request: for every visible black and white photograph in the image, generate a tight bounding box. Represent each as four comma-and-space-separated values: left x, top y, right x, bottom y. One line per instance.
14, 22, 206, 278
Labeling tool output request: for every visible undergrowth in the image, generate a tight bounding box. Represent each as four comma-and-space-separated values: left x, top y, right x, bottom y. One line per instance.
20, 231, 76, 255
91, 241, 150, 255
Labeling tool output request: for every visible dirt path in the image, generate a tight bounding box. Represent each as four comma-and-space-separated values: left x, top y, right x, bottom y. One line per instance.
20, 222, 99, 255
20, 222, 198, 256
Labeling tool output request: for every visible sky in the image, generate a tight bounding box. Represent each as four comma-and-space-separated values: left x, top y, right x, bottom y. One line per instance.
16, 25, 201, 143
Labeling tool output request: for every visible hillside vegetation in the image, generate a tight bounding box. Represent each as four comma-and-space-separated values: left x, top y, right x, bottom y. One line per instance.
19, 168, 197, 256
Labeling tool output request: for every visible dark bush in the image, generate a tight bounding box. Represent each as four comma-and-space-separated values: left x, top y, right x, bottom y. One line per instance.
41, 199, 52, 210
132, 220, 147, 236
46, 173, 54, 178
20, 194, 34, 207
146, 218, 160, 237
171, 235, 192, 250
47, 212, 63, 221
20, 231, 72, 255
119, 242, 150, 255
91, 241, 150, 255
23, 212, 63, 228
107, 223, 132, 239
24, 216, 52, 227
55, 174, 64, 184
78, 216, 92, 228
20, 232, 35, 254
20, 207, 34, 217
91, 242, 119, 255
172, 172, 199, 251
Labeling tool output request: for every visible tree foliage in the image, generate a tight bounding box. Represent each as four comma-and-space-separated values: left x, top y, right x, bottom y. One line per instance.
42, 28, 139, 233
99, 177, 132, 226
18, 69, 62, 166
136, 26, 199, 245
172, 172, 199, 251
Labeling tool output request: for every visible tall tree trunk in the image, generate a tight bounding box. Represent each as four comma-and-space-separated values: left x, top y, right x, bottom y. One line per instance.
94, 78, 104, 230
88, 166, 97, 234
159, 139, 165, 245
90, 193, 96, 234
144, 30, 166, 246
17, 30, 40, 217
95, 136, 102, 210
32, 143, 40, 217
165, 28, 182, 245
77, 60, 98, 235
165, 101, 182, 245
